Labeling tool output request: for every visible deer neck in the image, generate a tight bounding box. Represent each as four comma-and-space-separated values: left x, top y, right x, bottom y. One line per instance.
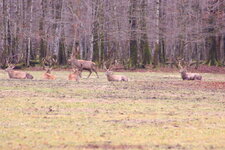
180, 70, 188, 80
5, 69, 13, 73
72, 58, 79, 64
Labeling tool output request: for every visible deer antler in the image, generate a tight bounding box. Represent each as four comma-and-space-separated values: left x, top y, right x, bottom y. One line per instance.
178, 60, 183, 69
5, 57, 16, 69
103, 59, 115, 71
42, 56, 57, 68
50, 57, 56, 67
176, 58, 185, 69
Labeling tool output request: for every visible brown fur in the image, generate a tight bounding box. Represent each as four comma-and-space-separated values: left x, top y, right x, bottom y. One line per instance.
68, 58, 98, 78
180, 69, 202, 80
105, 69, 128, 82
43, 67, 56, 80
5, 65, 33, 79
68, 68, 81, 81
178, 59, 202, 81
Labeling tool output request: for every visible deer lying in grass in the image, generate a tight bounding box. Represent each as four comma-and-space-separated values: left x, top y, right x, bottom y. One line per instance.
43, 67, 56, 80
5, 64, 33, 79
104, 60, 128, 82
68, 57, 99, 78
68, 68, 82, 81
42, 56, 57, 80
105, 69, 129, 82
178, 59, 202, 80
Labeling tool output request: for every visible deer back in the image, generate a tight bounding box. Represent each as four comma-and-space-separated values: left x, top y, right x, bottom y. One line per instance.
105, 69, 128, 82
7, 70, 27, 79
69, 58, 95, 70
186, 73, 202, 80
179, 64, 202, 80
5, 65, 28, 79
43, 73, 56, 80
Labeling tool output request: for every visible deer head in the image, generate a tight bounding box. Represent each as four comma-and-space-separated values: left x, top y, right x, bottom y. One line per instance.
5, 61, 33, 79
43, 66, 56, 80
104, 61, 128, 82
5, 64, 15, 71
68, 67, 82, 81
177, 58, 202, 80
44, 66, 52, 74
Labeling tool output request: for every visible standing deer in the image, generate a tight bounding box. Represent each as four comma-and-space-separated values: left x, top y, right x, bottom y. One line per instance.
68, 57, 99, 78
68, 68, 82, 81
178, 59, 202, 80
5, 64, 33, 79
43, 67, 56, 80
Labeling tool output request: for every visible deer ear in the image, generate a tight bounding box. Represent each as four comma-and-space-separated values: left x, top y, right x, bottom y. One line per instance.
11, 65, 15, 69
8, 64, 15, 69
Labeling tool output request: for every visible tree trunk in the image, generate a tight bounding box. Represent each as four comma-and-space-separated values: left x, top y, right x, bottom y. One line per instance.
26, 0, 33, 66
39, 0, 48, 60
129, 0, 138, 68
3, 0, 10, 64
153, 0, 161, 68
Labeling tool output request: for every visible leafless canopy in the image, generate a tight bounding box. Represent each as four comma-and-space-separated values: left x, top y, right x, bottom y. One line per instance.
0, 0, 224, 68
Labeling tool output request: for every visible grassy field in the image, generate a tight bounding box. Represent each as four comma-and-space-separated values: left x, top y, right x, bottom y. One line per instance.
0, 70, 225, 150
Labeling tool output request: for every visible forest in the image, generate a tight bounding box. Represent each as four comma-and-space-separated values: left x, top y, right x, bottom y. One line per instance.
0, 0, 225, 68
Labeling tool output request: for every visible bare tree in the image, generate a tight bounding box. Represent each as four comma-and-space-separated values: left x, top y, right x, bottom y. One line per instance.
0, 0, 224, 67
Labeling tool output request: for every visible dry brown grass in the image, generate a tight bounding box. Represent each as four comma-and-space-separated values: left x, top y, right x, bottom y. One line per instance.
0, 71, 225, 150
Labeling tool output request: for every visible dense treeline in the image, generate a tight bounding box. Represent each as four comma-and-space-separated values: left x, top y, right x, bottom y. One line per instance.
0, 0, 224, 68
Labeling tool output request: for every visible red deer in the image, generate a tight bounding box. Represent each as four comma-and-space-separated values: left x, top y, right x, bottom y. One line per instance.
43, 67, 56, 80
42, 56, 57, 80
104, 61, 128, 82
5, 64, 33, 79
68, 57, 99, 78
105, 69, 129, 82
68, 68, 82, 81
178, 59, 202, 80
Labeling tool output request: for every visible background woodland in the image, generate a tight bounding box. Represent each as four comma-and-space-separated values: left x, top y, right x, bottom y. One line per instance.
0, 0, 225, 68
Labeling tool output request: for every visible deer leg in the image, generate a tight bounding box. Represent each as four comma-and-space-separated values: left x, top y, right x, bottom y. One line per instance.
79, 64, 83, 78
79, 70, 83, 78
94, 70, 99, 78
87, 70, 92, 78
91, 67, 99, 78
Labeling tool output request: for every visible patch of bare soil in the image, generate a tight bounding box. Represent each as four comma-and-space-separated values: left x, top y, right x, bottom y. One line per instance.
180, 81, 225, 91
136, 80, 225, 91
199, 81, 225, 90
78, 144, 188, 150
78, 144, 145, 150
161, 81, 225, 91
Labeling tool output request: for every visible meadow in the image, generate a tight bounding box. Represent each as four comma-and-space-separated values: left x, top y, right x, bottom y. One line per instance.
0, 70, 225, 150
